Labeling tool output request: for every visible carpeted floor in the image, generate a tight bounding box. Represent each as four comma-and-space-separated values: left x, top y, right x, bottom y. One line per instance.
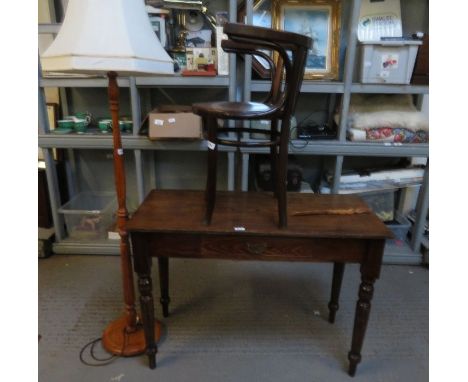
39, 255, 428, 382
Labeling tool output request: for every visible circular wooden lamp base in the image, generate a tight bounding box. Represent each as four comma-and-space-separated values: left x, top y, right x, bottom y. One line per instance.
102, 315, 161, 356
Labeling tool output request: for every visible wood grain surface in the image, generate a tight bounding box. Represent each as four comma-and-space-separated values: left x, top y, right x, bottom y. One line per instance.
126, 190, 392, 239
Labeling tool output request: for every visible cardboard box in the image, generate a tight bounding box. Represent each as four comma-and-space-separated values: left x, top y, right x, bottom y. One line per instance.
148, 105, 202, 140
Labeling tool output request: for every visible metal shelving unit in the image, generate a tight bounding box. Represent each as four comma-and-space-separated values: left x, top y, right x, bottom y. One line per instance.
38, 0, 429, 263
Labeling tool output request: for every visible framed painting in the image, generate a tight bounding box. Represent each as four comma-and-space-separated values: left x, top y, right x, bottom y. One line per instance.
273, 0, 341, 80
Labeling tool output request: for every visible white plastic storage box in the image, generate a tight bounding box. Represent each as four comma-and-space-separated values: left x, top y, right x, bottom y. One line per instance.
358, 40, 422, 84
58, 192, 116, 240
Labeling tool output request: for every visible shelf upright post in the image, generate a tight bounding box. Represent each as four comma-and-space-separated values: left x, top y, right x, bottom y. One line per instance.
58, 87, 79, 198
240, 0, 254, 191
38, 61, 65, 241
410, 163, 429, 253
129, 76, 145, 203
227, 0, 238, 191
332, 0, 362, 194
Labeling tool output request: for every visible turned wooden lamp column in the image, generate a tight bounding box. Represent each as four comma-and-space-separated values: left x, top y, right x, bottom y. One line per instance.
100, 72, 156, 355
41, 0, 174, 356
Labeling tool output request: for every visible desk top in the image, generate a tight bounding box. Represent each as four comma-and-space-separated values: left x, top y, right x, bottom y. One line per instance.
126, 190, 392, 239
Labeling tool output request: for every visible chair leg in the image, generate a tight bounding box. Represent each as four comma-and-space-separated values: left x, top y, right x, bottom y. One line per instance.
204, 116, 218, 225
277, 118, 290, 228
270, 119, 278, 197
158, 257, 170, 318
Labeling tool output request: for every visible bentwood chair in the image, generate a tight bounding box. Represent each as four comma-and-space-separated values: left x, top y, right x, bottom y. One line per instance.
192, 23, 311, 228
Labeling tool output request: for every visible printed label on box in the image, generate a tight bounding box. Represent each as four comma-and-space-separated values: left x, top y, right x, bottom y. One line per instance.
381, 53, 399, 69
168, 118, 176, 123
154, 119, 164, 126
207, 141, 216, 150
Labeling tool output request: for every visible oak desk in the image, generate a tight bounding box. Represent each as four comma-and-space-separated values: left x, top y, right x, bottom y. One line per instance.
126, 190, 392, 376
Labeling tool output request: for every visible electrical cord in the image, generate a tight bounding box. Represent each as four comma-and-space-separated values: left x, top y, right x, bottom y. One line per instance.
79, 337, 117, 366
79, 326, 129, 367
289, 126, 309, 150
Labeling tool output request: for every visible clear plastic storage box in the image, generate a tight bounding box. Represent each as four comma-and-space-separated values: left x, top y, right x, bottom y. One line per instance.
359, 189, 396, 222
357, 40, 422, 84
58, 192, 116, 240
385, 211, 411, 242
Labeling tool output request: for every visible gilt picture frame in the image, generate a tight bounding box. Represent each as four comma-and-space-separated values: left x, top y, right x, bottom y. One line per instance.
273, 0, 341, 80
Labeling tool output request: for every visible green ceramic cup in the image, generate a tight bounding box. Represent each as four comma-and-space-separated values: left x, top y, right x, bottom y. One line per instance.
98, 119, 111, 133
57, 120, 74, 130
119, 120, 133, 132
74, 119, 87, 133
74, 111, 92, 125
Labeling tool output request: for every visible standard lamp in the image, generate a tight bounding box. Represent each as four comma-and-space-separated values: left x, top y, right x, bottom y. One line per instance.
41, 0, 174, 356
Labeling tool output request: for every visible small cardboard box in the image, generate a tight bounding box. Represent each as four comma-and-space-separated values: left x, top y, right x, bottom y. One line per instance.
148, 105, 202, 140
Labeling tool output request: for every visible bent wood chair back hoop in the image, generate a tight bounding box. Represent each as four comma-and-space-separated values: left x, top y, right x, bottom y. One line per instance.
192, 23, 312, 228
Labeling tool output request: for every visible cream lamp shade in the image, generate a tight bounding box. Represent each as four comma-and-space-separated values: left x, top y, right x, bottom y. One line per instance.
41, 0, 174, 76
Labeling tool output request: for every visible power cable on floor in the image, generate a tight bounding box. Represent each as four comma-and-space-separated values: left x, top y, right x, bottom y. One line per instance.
79, 338, 117, 366
79, 327, 129, 367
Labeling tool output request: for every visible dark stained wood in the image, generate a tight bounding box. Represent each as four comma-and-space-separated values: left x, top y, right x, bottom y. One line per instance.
128, 190, 392, 374
192, 23, 312, 228
328, 262, 345, 324
411, 34, 429, 85
132, 232, 366, 263
126, 190, 392, 240
348, 240, 385, 376
204, 116, 218, 225
158, 257, 170, 318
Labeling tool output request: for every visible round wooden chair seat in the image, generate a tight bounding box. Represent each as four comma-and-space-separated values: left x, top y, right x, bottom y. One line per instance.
192, 101, 279, 119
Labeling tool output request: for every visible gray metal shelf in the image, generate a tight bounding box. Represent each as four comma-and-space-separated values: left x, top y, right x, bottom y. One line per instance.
350, 83, 429, 94
38, 134, 428, 157
251, 80, 345, 94
246, 140, 429, 157
40, 77, 131, 88
136, 75, 229, 87
41, 73, 426, 95
38, 133, 235, 151
252, 81, 429, 95
53, 239, 119, 255
40, 75, 229, 88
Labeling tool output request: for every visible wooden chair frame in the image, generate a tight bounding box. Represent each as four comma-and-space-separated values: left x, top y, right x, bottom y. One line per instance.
193, 23, 311, 228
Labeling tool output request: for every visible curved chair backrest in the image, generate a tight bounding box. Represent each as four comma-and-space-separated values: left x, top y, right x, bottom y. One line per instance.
221, 23, 312, 118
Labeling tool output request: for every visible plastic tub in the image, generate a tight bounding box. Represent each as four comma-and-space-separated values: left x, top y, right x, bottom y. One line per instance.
358, 40, 422, 84
58, 192, 116, 240
358, 189, 396, 221
385, 211, 411, 241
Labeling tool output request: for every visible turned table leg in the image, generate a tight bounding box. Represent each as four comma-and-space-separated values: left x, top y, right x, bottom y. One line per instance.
138, 273, 157, 369
158, 257, 170, 318
328, 262, 345, 323
132, 233, 158, 369
348, 240, 384, 377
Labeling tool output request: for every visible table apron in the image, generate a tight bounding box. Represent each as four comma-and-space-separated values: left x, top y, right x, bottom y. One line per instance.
131, 232, 368, 263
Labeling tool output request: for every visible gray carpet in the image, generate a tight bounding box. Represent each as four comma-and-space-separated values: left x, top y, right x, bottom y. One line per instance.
39, 255, 428, 382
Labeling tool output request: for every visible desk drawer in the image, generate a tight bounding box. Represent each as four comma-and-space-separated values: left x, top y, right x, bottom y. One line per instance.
201, 235, 365, 262
143, 233, 365, 263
